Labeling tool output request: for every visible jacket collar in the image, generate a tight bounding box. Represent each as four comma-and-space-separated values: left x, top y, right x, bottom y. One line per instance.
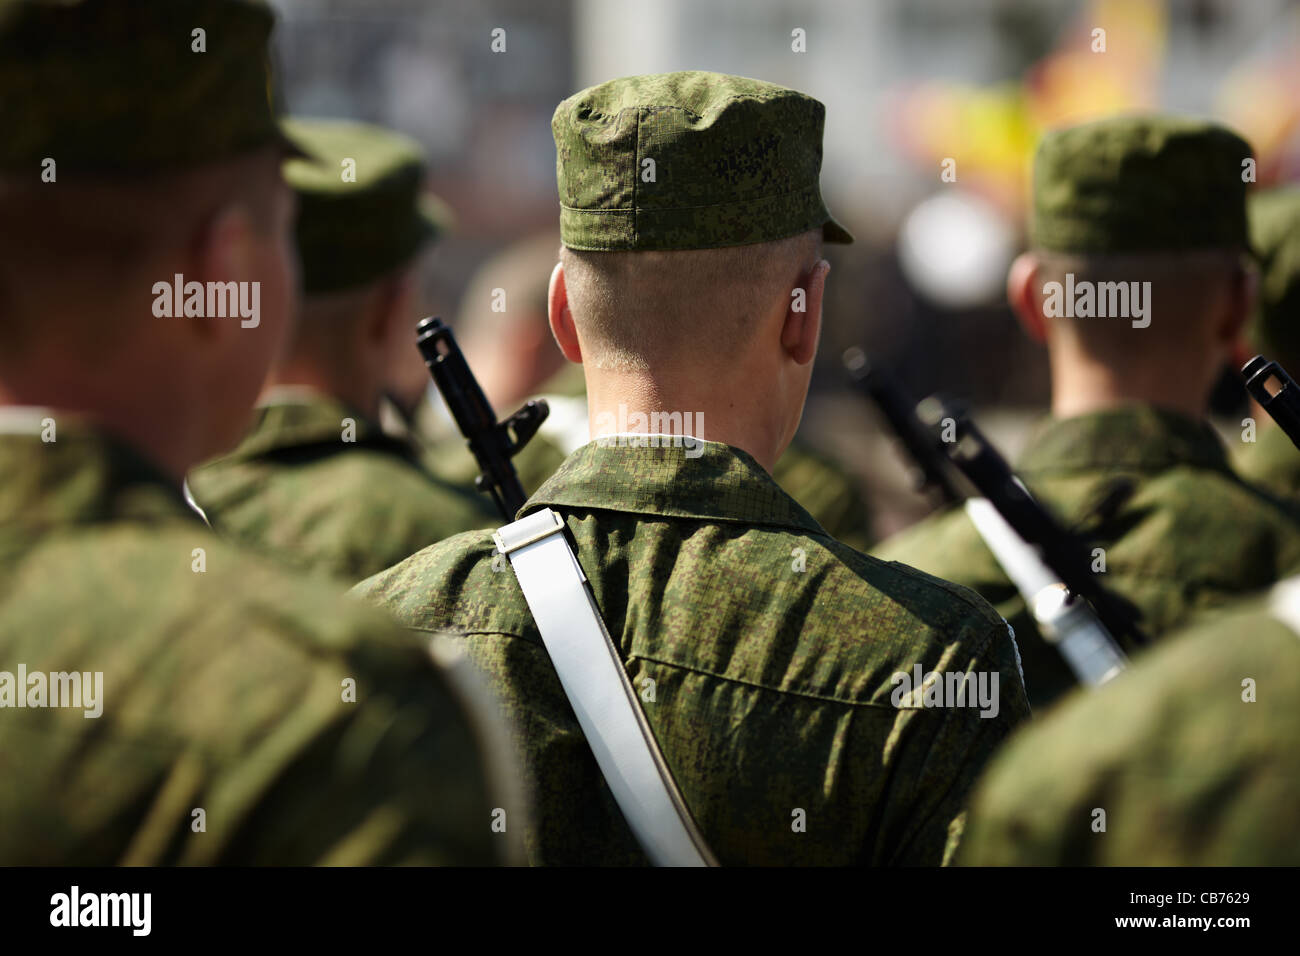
1016, 404, 1230, 475
527, 436, 826, 535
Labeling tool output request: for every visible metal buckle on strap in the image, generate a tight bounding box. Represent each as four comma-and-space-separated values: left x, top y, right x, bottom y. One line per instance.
493, 507, 566, 555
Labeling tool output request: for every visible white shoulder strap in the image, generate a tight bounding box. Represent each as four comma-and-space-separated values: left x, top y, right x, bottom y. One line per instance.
965, 497, 1126, 687
1267, 574, 1300, 636
494, 508, 718, 867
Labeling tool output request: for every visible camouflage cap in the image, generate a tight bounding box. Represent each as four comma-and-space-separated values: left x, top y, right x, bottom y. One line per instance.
1247, 188, 1300, 363
282, 118, 447, 296
1030, 114, 1253, 254
0, 0, 297, 173
552, 71, 853, 251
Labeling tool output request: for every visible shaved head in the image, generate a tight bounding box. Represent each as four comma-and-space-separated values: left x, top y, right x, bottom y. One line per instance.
0, 148, 284, 362
1032, 249, 1250, 365
560, 230, 823, 371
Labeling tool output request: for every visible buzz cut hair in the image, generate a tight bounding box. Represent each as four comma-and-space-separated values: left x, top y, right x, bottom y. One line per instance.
1032, 247, 1251, 359
0, 148, 284, 358
560, 229, 823, 371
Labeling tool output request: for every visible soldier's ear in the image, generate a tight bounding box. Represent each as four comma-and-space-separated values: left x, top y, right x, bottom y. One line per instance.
369, 268, 416, 346
548, 260, 583, 363
187, 200, 260, 343
780, 258, 829, 366
1007, 252, 1047, 344
1217, 259, 1257, 347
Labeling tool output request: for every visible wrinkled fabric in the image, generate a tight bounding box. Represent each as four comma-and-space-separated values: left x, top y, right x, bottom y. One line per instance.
960, 587, 1300, 865
876, 404, 1300, 708
0, 422, 500, 864
355, 437, 1029, 866
188, 393, 496, 582
553, 71, 852, 250
1030, 115, 1251, 254
1235, 422, 1300, 504
0, 0, 289, 172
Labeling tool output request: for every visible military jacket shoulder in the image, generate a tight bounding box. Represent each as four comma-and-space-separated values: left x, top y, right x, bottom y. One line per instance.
876, 405, 1300, 707
0, 421, 502, 864
356, 437, 1028, 865
189, 390, 495, 581
960, 579, 1300, 865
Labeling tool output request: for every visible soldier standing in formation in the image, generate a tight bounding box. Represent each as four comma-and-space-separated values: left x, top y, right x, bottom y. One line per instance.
188, 117, 497, 582
5, 0, 1295, 870
0, 0, 510, 865
354, 71, 1030, 866
876, 116, 1300, 709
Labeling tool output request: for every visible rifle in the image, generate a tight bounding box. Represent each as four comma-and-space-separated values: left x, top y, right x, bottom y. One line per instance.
913, 394, 1148, 650
416, 316, 549, 521
1243, 355, 1300, 451
843, 349, 1144, 687
843, 347, 962, 504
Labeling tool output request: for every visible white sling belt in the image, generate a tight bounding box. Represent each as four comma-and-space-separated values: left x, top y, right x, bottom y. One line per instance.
965, 497, 1127, 687
494, 508, 718, 867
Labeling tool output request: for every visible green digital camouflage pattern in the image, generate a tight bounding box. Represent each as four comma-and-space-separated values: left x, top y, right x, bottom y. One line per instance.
1235, 421, 1300, 503
0, 0, 298, 172
188, 391, 495, 582
875, 404, 1300, 709
410, 362, 586, 498
1030, 115, 1252, 255
960, 581, 1300, 865
772, 441, 874, 552
426, 429, 873, 551
421, 428, 566, 513
354, 438, 1029, 866
0, 421, 503, 864
553, 71, 853, 251
283, 117, 447, 295
421, 362, 874, 549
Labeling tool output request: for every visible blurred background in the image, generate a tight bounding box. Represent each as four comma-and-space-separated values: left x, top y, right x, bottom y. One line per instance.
271, 0, 1300, 538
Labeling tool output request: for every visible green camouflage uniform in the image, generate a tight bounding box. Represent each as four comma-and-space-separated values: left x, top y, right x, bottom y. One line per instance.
1236, 423, 1300, 500
0, 414, 507, 862
875, 116, 1300, 709
772, 440, 874, 551
960, 576, 1300, 865
188, 117, 495, 580
355, 72, 1029, 866
356, 439, 1028, 865
423, 361, 875, 550
415, 362, 584, 499
0, 0, 509, 865
878, 405, 1300, 707
190, 389, 494, 581
1234, 188, 1300, 498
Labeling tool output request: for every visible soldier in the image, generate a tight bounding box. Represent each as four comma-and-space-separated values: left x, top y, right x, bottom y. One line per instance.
424, 234, 876, 548
354, 71, 1029, 866
0, 0, 510, 864
772, 439, 874, 551
959, 577, 1300, 865
187, 118, 496, 582
1234, 187, 1300, 498
875, 116, 1300, 709
413, 233, 586, 494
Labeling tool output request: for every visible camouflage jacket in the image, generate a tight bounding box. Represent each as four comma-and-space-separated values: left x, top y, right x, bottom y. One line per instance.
960, 578, 1300, 865
772, 440, 873, 551
188, 389, 495, 582
418, 361, 874, 551
875, 404, 1300, 709
1234, 422, 1300, 503
354, 437, 1029, 866
0, 416, 504, 864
